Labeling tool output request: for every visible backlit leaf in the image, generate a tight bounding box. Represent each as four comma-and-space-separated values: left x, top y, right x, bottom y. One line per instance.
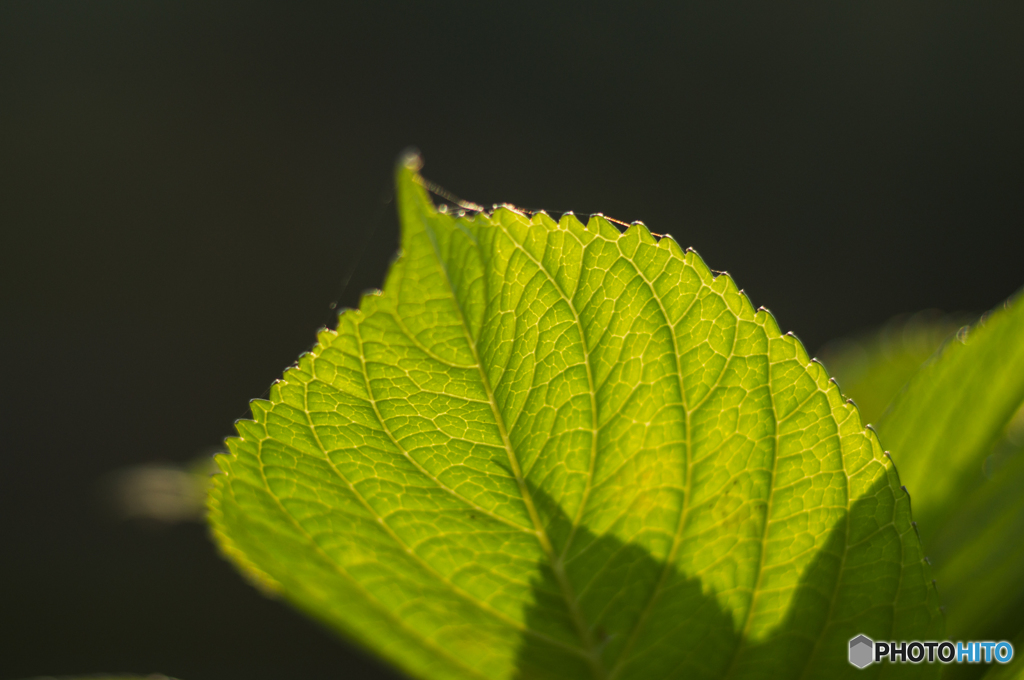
870, 295, 1024, 643
208, 154, 942, 679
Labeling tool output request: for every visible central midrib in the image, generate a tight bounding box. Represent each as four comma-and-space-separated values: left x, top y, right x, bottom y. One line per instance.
419, 212, 608, 680
486, 217, 600, 563
604, 260, 704, 680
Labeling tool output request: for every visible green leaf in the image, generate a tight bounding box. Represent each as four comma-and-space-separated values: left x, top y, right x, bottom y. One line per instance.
931, 418, 1024, 648
209, 154, 941, 680
821, 308, 1024, 651
877, 293, 1024, 528
872, 294, 1024, 641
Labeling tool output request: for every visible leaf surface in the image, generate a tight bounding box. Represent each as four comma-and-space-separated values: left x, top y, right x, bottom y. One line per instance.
876, 293, 1024, 531
931, 420, 1024, 648
824, 310, 1024, 650
862, 296, 1024, 643
209, 155, 941, 680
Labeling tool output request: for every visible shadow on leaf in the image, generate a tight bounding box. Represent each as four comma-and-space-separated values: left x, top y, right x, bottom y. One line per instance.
514, 476, 938, 680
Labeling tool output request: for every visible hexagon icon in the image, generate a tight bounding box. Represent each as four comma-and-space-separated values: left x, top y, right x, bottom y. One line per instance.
849, 635, 874, 669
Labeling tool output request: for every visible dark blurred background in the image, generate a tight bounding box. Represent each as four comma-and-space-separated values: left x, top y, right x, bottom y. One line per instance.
1, 1, 1022, 678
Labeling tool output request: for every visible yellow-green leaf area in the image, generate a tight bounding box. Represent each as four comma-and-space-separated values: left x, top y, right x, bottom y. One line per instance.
208, 154, 942, 680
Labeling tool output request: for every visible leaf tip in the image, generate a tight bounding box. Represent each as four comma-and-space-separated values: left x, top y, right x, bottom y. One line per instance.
398, 146, 423, 172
